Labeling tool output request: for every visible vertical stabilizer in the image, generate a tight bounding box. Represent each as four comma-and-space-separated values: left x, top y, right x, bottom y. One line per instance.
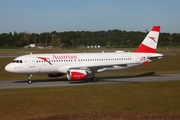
134, 26, 160, 53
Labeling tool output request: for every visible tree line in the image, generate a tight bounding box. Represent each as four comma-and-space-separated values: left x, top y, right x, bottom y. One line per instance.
0, 30, 180, 48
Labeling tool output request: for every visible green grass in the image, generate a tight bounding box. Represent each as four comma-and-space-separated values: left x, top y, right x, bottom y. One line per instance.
0, 81, 180, 120
0, 48, 180, 119
0, 47, 134, 54
1, 46, 179, 54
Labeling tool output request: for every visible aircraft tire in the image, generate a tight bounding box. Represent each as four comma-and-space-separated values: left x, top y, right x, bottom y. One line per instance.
28, 80, 32, 84
91, 77, 98, 82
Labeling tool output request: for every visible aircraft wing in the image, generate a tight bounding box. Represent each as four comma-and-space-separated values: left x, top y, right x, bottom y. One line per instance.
57, 63, 129, 73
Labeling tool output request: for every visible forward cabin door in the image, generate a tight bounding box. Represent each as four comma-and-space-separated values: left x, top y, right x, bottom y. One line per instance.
29, 54, 35, 68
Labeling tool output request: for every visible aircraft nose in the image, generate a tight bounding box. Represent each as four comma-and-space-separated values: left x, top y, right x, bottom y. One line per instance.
5, 64, 13, 73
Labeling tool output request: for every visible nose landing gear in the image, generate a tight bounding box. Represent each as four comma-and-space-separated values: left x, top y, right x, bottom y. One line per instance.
28, 74, 33, 84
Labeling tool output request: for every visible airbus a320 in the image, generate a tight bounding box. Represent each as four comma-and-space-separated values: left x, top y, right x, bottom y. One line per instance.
5, 26, 163, 84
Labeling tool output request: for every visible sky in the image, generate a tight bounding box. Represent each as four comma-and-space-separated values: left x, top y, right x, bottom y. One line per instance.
0, 0, 180, 34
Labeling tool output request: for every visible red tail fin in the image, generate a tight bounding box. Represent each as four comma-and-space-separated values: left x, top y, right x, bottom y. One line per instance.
134, 26, 160, 53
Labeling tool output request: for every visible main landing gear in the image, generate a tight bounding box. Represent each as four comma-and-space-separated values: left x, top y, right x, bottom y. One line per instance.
28, 74, 33, 84
90, 77, 98, 82
89, 70, 98, 82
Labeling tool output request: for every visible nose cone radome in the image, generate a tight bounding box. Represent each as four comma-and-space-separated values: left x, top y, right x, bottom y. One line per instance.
5, 64, 14, 73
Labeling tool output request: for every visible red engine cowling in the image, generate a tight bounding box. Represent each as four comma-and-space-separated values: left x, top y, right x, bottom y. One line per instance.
48, 73, 64, 78
67, 69, 87, 81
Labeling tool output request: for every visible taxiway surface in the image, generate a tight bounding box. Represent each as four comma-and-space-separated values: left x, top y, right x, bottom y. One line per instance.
0, 73, 180, 89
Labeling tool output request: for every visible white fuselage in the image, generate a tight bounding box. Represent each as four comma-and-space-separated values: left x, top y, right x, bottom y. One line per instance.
5, 52, 163, 74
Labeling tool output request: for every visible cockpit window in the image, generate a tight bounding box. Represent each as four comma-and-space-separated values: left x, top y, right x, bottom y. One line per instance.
12, 60, 23, 63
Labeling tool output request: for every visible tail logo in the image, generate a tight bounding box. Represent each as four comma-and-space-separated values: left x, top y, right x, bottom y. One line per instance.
37, 57, 52, 65
148, 36, 156, 43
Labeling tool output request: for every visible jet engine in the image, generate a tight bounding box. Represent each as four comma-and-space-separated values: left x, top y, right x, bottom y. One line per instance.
48, 73, 64, 78
67, 69, 88, 81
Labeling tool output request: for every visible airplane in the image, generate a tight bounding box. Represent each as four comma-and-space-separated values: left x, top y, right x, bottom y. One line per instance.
5, 26, 163, 84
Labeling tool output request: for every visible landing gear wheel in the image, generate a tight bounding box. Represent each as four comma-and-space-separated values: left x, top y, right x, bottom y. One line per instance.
28, 74, 33, 84
90, 77, 98, 82
28, 80, 32, 84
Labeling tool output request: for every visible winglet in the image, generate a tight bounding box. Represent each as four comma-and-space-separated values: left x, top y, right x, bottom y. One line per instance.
134, 26, 160, 53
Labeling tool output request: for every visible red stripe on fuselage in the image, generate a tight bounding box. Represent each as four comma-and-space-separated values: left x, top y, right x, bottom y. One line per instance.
134, 44, 156, 53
